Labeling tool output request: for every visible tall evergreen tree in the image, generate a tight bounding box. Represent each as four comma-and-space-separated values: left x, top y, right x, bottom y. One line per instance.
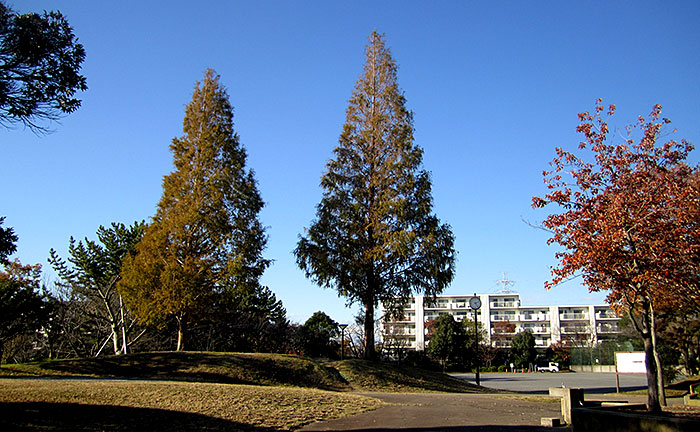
295, 31, 455, 360
119, 69, 270, 351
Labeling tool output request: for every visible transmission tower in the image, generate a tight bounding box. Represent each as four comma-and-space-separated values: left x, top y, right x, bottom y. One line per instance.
496, 272, 516, 293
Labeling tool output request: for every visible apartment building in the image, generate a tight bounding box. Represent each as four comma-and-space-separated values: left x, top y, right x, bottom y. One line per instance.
381, 292, 621, 351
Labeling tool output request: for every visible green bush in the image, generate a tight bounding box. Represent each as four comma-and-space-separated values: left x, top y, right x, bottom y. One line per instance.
497, 364, 506, 372
402, 350, 440, 371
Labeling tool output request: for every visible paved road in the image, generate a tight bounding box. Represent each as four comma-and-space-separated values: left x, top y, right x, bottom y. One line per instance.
451, 372, 647, 394
300, 373, 649, 431
301, 392, 564, 431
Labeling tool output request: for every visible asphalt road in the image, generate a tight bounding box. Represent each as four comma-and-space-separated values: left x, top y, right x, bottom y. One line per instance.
451, 371, 648, 394
301, 392, 564, 431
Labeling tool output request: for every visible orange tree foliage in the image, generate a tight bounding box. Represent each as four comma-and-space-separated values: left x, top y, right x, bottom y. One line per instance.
533, 100, 698, 412
119, 70, 270, 351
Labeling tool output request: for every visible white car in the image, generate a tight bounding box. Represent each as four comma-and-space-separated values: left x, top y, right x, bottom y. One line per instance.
538, 362, 560, 373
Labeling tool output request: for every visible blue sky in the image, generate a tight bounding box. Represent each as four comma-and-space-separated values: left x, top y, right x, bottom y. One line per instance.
3, 1, 699, 325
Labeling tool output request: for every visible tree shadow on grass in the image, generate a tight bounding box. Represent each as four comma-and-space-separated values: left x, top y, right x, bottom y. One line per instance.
0, 401, 277, 432
29, 352, 348, 391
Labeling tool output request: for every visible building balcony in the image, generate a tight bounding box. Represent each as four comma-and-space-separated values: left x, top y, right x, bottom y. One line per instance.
492, 330, 516, 336
522, 327, 551, 334
392, 315, 415, 322
491, 315, 516, 321
561, 326, 589, 334
388, 328, 416, 336
596, 324, 619, 333
520, 315, 551, 322
491, 302, 519, 308
425, 304, 450, 310
560, 313, 589, 321
492, 341, 512, 348
595, 312, 618, 320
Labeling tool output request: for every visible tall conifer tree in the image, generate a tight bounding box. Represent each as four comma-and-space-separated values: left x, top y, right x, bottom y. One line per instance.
119, 70, 270, 351
295, 31, 455, 360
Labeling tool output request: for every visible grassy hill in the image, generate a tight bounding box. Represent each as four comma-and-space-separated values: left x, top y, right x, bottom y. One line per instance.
332, 359, 486, 393
0, 352, 349, 391
0, 353, 490, 430
0, 352, 487, 393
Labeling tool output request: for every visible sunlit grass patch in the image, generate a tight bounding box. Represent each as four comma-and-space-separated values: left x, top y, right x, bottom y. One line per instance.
0, 379, 382, 431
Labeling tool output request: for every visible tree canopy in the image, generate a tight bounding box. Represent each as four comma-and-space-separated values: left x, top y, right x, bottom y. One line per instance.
0, 227, 48, 362
295, 31, 455, 360
510, 330, 536, 368
0, 216, 17, 264
0, 1, 86, 131
49, 222, 145, 355
533, 100, 699, 412
119, 69, 270, 351
426, 314, 466, 371
296, 311, 339, 358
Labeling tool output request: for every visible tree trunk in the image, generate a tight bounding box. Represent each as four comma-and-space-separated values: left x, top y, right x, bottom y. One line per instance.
110, 323, 120, 355
176, 317, 186, 351
119, 294, 128, 355
642, 333, 662, 413
364, 301, 376, 360
627, 299, 663, 413
649, 304, 666, 406
100, 294, 120, 355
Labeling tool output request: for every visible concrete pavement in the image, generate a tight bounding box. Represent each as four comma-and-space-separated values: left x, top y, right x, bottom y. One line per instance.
300, 372, 652, 431
301, 392, 564, 431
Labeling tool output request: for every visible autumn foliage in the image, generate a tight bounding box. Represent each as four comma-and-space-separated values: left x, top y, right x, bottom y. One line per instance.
119, 70, 270, 351
295, 31, 455, 360
533, 100, 699, 412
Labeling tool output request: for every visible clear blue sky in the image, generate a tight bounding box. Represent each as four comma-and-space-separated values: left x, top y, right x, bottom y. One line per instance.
3, 1, 699, 325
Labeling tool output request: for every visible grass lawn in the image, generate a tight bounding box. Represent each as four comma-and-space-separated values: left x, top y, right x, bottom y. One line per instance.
0, 352, 494, 430
0, 352, 349, 391
0, 379, 383, 431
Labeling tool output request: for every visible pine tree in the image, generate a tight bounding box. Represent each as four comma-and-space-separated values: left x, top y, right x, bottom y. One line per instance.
119, 69, 270, 351
295, 31, 455, 360
49, 222, 145, 355
0, 1, 87, 132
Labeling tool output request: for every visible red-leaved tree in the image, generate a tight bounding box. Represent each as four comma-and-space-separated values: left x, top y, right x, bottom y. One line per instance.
533, 100, 699, 412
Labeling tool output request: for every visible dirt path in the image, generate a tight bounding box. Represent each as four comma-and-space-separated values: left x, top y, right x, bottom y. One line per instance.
300, 392, 565, 431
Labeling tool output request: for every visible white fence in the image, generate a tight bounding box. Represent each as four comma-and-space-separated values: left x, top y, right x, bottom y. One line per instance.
569, 365, 616, 373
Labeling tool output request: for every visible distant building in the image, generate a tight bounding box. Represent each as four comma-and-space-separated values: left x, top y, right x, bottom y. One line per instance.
380, 292, 621, 351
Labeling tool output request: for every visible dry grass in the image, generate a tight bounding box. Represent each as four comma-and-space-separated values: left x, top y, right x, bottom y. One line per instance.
0, 379, 383, 431
0, 352, 502, 430
620, 388, 687, 397
0, 352, 350, 391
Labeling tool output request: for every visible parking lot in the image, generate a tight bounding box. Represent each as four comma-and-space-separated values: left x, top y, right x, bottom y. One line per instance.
451, 371, 648, 394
